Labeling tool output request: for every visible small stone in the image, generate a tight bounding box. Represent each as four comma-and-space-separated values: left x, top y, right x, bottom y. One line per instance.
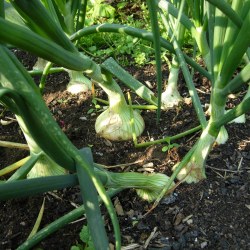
160, 219, 172, 231
186, 219, 193, 225
159, 236, 170, 244
161, 193, 177, 205
96, 152, 103, 156
79, 116, 87, 121
190, 230, 199, 237
201, 241, 208, 248
143, 162, 154, 168
137, 221, 149, 230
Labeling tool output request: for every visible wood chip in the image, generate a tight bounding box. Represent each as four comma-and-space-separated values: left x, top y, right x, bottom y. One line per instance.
145, 80, 153, 89
228, 94, 237, 99
126, 209, 135, 217
109, 243, 115, 250
121, 243, 140, 250
182, 214, 193, 223
137, 167, 154, 173
114, 197, 124, 216
174, 213, 185, 226
144, 227, 158, 249
245, 204, 250, 210
0, 119, 14, 125
104, 139, 112, 147
184, 97, 192, 105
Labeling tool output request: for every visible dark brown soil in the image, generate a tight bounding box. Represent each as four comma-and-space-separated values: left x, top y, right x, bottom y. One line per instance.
0, 50, 250, 250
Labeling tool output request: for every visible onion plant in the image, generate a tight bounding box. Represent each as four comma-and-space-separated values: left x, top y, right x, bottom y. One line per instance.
9, 0, 92, 94
156, 0, 250, 183
40, 1, 92, 94
161, 0, 186, 109
0, 0, 175, 248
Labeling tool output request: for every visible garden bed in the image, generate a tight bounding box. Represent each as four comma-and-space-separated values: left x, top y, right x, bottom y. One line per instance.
0, 51, 250, 249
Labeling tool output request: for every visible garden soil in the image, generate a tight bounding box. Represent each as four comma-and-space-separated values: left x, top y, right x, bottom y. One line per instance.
0, 50, 250, 250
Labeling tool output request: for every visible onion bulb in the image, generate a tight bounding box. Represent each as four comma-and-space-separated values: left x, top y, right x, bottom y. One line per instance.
95, 108, 144, 141
215, 126, 228, 145
27, 154, 66, 178
161, 67, 182, 109
94, 77, 145, 141
135, 173, 175, 202
67, 70, 91, 94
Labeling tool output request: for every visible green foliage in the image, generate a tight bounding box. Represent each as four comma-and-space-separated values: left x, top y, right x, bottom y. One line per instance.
71, 225, 94, 250
78, 0, 154, 65
87, 99, 102, 115
79, 226, 94, 250
162, 143, 180, 153
77, 0, 190, 66
80, 33, 153, 65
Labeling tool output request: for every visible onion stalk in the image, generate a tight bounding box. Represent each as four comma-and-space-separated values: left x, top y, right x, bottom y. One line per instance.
33, 57, 48, 71
160, 1, 186, 109
95, 167, 175, 202
173, 125, 215, 183
33, 58, 92, 94
161, 57, 183, 108
15, 115, 66, 178
157, 0, 211, 72
215, 125, 228, 145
